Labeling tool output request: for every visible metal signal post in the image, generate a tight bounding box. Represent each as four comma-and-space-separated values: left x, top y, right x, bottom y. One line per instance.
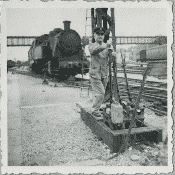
108, 49, 113, 106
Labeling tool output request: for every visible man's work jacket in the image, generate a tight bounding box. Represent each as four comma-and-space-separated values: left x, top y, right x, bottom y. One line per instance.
88, 42, 113, 80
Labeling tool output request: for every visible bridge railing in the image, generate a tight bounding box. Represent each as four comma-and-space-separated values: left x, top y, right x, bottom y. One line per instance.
7, 36, 166, 46
7, 36, 36, 47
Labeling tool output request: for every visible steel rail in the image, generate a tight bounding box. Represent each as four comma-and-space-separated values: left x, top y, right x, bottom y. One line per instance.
118, 82, 167, 92
119, 90, 166, 101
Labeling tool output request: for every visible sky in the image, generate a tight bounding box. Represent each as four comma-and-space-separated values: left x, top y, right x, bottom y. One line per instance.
7, 8, 167, 61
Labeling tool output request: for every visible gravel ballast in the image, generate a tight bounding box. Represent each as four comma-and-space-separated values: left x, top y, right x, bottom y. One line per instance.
8, 74, 168, 166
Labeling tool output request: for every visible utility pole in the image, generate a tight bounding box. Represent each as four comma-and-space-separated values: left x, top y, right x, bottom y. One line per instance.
91, 8, 95, 43
111, 8, 116, 52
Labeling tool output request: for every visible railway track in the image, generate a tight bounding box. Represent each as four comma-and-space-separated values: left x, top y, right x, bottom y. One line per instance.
117, 64, 146, 74
117, 68, 144, 74
68, 79, 167, 116
9, 68, 167, 116
117, 77, 167, 89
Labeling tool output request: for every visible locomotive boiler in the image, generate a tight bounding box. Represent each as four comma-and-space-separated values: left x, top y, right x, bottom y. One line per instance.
28, 21, 89, 80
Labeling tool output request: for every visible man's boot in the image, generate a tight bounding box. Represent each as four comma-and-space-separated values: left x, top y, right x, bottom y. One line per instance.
92, 111, 103, 117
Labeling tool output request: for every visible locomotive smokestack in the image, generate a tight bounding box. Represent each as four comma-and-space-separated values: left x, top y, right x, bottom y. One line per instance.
63, 21, 71, 31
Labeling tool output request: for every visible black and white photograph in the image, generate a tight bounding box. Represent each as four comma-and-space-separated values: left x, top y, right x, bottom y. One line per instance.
1, 0, 174, 174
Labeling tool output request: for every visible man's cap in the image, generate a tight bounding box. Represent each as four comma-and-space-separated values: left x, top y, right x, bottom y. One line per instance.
93, 27, 106, 35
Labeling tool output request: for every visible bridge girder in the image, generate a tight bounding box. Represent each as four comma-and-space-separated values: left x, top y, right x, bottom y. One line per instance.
7, 36, 166, 47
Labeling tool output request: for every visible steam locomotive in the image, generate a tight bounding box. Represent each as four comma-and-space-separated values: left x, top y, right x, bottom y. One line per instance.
28, 21, 89, 80
137, 44, 167, 62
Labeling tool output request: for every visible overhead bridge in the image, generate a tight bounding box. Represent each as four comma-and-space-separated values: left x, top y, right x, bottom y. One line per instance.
7, 36, 36, 47
7, 36, 166, 47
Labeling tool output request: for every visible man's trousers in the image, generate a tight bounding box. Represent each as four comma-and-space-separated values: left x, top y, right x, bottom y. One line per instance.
89, 76, 108, 113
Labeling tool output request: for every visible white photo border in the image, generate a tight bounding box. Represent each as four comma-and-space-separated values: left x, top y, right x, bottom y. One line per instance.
0, 0, 174, 174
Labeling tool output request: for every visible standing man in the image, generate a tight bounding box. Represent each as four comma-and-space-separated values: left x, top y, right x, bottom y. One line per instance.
42, 43, 52, 84
42, 61, 51, 84
88, 27, 116, 117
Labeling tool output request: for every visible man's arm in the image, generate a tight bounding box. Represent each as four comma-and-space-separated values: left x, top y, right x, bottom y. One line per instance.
88, 43, 108, 55
107, 44, 117, 58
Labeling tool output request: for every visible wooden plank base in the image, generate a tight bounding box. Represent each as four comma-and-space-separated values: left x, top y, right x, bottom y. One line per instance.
77, 103, 163, 153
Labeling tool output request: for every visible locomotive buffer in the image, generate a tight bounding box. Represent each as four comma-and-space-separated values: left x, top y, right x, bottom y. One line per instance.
77, 49, 163, 153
